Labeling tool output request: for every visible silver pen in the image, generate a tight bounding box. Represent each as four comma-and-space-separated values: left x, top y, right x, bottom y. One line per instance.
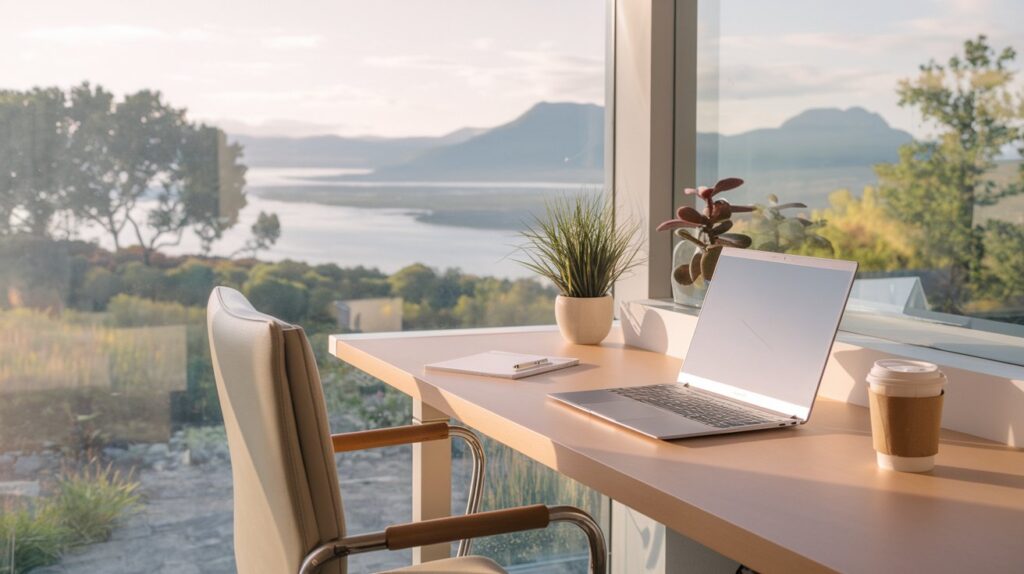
513, 358, 550, 371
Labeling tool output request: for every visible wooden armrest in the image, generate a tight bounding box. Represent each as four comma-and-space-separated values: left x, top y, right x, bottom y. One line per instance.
300, 505, 606, 574
331, 422, 449, 453
384, 504, 550, 550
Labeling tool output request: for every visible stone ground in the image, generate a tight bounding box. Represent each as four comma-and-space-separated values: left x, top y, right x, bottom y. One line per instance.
9, 439, 472, 574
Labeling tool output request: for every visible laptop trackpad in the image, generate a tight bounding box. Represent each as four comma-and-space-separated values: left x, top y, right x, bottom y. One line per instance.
588, 401, 668, 420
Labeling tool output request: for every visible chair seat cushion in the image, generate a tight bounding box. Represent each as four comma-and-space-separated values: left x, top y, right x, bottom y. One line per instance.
377, 556, 507, 574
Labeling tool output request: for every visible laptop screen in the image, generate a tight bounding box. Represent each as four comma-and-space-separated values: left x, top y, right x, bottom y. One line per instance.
678, 249, 857, 420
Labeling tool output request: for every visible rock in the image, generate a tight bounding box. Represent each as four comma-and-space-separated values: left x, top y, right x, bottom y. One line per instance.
143, 443, 170, 467
103, 446, 128, 461
213, 443, 230, 462
189, 447, 210, 465
14, 453, 45, 476
0, 480, 41, 498
0, 452, 15, 467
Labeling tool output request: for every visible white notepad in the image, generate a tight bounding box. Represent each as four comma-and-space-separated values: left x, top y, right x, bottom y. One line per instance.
425, 351, 579, 379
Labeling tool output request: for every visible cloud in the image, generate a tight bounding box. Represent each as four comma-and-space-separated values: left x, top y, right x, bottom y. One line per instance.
363, 50, 604, 103
215, 117, 346, 137
719, 63, 894, 100
23, 25, 165, 44
262, 35, 324, 50
206, 84, 374, 104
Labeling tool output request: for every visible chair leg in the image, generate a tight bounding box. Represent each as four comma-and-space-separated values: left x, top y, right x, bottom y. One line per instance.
548, 505, 608, 574
449, 425, 486, 556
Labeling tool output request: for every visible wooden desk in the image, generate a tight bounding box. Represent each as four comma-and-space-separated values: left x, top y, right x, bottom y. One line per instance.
330, 326, 1024, 573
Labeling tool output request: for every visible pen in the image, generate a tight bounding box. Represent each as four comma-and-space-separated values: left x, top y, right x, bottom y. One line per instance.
513, 358, 550, 371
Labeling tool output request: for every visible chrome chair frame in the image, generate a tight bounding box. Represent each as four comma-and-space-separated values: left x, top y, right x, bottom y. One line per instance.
299, 504, 606, 574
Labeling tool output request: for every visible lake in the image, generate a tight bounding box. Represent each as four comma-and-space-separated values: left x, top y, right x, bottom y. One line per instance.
79, 167, 549, 279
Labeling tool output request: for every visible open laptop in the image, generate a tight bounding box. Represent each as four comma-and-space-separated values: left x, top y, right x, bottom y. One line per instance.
549, 248, 858, 439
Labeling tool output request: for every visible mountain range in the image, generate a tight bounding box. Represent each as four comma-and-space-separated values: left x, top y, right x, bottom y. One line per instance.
230, 103, 913, 182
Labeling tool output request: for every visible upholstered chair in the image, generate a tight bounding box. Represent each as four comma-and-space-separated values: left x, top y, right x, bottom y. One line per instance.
207, 286, 606, 574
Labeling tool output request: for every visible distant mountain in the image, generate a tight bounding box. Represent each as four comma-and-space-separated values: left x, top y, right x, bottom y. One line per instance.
364, 102, 604, 182
707, 107, 914, 173
231, 104, 913, 181
230, 127, 485, 168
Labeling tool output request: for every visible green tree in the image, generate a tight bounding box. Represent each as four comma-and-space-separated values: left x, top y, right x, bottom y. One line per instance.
0, 88, 68, 237
63, 84, 252, 264
230, 211, 280, 259
243, 275, 309, 323
802, 188, 922, 272
876, 35, 1024, 311
181, 126, 248, 253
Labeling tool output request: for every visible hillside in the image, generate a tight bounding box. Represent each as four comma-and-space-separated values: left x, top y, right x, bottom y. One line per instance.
230, 127, 485, 168
231, 104, 914, 181
363, 102, 605, 182
710, 107, 914, 173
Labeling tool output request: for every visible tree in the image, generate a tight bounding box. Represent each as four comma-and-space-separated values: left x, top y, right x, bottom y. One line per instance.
230, 211, 280, 259
0, 88, 68, 237
801, 188, 922, 272
182, 126, 247, 253
63, 84, 251, 264
876, 35, 1024, 311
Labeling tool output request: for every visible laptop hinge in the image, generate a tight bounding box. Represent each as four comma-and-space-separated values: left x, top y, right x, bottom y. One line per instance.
687, 384, 792, 420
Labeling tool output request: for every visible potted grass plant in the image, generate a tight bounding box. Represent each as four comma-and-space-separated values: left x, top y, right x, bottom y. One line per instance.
516, 194, 643, 344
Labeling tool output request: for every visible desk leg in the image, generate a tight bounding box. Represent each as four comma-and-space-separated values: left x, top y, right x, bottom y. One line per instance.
611, 501, 739, 574
412, 400, 451, 564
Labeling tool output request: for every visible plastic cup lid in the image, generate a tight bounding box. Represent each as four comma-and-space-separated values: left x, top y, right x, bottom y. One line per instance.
869, 359, 944, 382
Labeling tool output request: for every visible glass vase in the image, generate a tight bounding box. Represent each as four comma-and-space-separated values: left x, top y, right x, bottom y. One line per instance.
671, 240, 709, 308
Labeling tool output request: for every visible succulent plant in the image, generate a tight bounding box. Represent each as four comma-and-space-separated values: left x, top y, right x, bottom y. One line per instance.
747, 194, 833, 254
656, 177, 756, 286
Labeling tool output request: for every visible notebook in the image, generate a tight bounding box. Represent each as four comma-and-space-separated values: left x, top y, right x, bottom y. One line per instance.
425, 351, 579, 379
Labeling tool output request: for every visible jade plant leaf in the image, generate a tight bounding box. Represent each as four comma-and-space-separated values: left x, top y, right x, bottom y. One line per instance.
676, 206, 707, 225
673, 264, 694, 286
775, 202, 808, 210
656, 219, 699, 232
716, 233, 753, 248
710, 220, 733, 235
689, 249, 703, 283
701, 244, 724, 281
709, 201, 732, 223
675, 229, 704, 247
712, 177, 744, 194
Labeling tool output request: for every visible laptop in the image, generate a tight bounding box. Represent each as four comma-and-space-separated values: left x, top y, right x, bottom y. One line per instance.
549, 248, 858, 439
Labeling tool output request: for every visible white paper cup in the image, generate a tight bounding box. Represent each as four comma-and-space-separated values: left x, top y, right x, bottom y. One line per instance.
867, 359, 946, 472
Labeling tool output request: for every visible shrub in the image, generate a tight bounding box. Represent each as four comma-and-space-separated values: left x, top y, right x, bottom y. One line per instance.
0, 506, 67, 574
161, 260, 215, 307
243, 275, 308, 323
79, 267, 121, 311
105, 294, 201, 328
46, 462, 141, 546
0, 462, 140, 573
119, 261, 163, 300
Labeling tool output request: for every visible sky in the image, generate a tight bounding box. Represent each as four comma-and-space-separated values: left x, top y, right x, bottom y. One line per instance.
1, 0, 1021, 138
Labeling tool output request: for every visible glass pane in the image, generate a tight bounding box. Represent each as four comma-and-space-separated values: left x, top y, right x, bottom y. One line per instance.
0, 1, 606, 572
694, 0, 1024, 365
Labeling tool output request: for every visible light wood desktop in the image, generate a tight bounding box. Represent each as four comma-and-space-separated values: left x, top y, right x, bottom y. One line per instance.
330, 326, 1024, 573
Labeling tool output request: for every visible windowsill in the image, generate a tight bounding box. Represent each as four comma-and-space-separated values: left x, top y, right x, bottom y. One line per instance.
640, 298, 1024, 377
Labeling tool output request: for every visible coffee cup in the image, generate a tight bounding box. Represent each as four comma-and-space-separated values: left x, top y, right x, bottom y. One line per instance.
866, 359, 946, 472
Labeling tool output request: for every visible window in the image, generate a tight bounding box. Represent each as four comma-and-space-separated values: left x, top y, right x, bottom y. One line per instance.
0, 2, 606, 571
691, 0, 1024, 365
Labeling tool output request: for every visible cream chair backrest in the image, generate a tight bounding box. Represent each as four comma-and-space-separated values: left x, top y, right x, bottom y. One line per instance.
207, 287, 345, 574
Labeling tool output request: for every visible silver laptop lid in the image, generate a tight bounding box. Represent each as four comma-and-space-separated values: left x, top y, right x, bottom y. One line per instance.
678, 249, 857, 420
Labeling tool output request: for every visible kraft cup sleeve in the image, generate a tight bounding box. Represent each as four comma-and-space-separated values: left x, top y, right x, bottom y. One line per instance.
868, 390, 944, 457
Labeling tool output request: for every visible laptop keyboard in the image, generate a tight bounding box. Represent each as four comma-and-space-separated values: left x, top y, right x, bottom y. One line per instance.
610, 384, 779, 428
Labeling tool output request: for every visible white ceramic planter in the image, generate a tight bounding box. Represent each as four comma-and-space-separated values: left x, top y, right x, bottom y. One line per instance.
555, 295, 613, 345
